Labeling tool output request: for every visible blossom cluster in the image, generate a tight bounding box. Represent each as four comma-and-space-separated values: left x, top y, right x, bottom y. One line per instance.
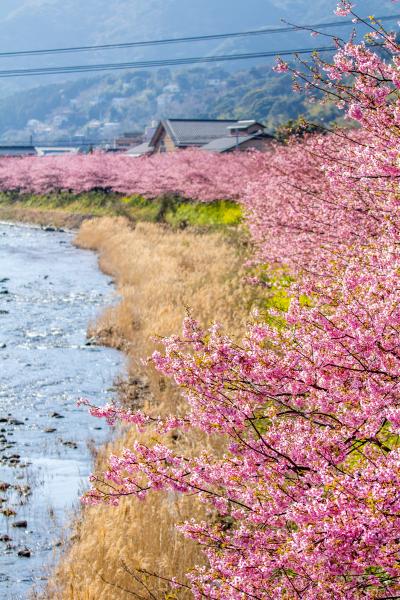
81, 8, 400, 599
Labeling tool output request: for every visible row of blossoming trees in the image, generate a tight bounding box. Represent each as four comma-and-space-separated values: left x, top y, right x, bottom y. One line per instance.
0, 148, 257, 201
80, 4, 400, 598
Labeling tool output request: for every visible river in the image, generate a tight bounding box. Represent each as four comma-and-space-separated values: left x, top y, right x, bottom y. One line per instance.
0, 222, 123, 599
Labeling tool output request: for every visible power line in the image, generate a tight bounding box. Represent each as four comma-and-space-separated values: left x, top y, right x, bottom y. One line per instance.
0, 14, 397, 58
0, 43, 385, 79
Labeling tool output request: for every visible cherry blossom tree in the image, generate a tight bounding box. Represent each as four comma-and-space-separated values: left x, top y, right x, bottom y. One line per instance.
80, 6, 400, 599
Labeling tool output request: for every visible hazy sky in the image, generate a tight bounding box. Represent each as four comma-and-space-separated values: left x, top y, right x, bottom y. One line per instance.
0, 0, 395, 94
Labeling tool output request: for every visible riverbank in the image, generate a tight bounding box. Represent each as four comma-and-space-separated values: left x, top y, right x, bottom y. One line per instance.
0, 192, 242, 231
43, 216, 255, 599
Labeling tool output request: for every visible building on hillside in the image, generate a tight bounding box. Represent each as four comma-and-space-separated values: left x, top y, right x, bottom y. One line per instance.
128, 119, 274, 155
0, 145, 37, 157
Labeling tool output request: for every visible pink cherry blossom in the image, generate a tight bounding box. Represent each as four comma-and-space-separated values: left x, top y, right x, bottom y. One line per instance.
77, 10, 400, 599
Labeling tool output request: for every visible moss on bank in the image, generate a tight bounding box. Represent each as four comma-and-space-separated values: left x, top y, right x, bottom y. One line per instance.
0, 191, 242, 230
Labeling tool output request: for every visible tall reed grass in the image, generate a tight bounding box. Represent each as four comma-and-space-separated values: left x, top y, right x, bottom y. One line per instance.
45, 217, 252, 599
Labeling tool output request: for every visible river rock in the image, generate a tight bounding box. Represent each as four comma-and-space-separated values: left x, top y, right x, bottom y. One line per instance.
17, 547, 31, 558
15, 485, 31, 497
50, 412, 64, 419
44, 428, 57, 433
8, 419, 24, 426
12, 521, 27, 529
62, 440, 78, 449
0, 535, 11, 542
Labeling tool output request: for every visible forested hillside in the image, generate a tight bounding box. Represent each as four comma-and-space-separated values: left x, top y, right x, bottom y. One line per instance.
0, 65, 340, 141
0, 0, 393, 140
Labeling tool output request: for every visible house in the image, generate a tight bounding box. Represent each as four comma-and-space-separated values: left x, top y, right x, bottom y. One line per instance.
0, 145, 37, 157
150, 119, 243, 153
128, 119, 274, 155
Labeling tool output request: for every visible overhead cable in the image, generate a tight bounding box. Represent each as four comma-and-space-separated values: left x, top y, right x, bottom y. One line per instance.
0, 14, 396, 58
0, 43, 386, 79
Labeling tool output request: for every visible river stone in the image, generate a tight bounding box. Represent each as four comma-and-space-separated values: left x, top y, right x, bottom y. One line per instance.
62, 440, 78, 449
12, 521, 27, 529
15, 485, 31, 496
17, 547, 31, 558
0, 535, 11, 542
8, 419, 24, 426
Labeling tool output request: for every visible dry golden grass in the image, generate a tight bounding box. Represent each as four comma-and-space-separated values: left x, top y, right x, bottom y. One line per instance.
45, 217, 252, 600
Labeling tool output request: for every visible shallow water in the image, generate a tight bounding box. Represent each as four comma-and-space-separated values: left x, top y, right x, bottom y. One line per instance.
0, 223, 123, 598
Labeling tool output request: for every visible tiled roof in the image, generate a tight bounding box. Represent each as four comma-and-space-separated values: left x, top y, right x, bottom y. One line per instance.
201, 133, 272, 153
126, 142, 154, 156
227, 120, 263, 131
163, 119, 240, 146
200, 136, 254, 152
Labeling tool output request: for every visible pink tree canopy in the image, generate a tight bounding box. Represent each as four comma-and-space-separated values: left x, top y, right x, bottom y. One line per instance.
80, 7, 400, 599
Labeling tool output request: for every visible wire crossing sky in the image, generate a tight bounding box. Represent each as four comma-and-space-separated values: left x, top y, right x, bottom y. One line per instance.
0, 42, 386, 79
0, 13, 397, 58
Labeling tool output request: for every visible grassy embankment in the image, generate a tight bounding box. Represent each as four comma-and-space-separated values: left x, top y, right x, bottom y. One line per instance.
43, 213, 260, 600
0, 191, 242, 230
